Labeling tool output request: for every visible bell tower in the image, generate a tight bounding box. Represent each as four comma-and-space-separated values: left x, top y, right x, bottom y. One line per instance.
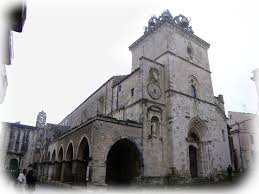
36, 110, 46, 128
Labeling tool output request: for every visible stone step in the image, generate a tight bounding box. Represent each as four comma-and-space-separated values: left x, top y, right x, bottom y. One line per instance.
190, 177, 211, 184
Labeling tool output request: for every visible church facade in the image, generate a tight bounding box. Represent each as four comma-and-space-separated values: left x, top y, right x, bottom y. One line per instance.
1, 10, 231, 186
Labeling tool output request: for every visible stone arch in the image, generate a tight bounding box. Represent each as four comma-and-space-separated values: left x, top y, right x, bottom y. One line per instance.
105, 138, 143, 185
104, 136, 143, 162
55, 146, 64, 181
74, 137, 90, 185
63, 142, 74, 183
65, 141, 74, 160
51, 149, 56, 161
187, 117, 210, 178
47, 151, 51, 161
188, 117, 208, 141
48, 149, 56, 181
58, 146, 64, 161
76, 135, 91, 159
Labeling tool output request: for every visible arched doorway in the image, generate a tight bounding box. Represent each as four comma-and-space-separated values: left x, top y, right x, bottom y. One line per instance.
56, 147, 63, 181
75, 137, 89, 185
105, 138, 142, 186
9, 159, 19, 180
64, 143, 73, 183
189, 145, 198, 178
187, 118, 210, 178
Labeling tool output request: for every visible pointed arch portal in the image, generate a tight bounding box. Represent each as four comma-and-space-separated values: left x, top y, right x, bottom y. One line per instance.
188, 117, 210, 178
105, 138, 142, 186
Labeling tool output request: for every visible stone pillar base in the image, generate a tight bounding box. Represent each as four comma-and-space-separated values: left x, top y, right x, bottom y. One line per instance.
92, 183, 107, 194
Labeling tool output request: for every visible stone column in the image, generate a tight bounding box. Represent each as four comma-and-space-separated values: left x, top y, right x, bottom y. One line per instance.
54, 161, 62, 181
48, 162, 54, 182
61, 161, 73, 183
72, 159, 87, 184
91, 161, 107, 186
43, 162, 49, 182
60, 161, 65, 182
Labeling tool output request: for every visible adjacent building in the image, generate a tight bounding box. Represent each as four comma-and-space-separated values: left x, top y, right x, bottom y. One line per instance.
227, 111, 258, 172
0, 1, 27, 104
0, 111, 68, 180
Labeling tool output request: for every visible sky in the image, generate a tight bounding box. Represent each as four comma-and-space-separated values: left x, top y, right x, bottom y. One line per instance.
0, 0, 258, 126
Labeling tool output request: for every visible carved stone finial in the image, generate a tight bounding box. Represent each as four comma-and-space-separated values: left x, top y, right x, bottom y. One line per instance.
143, 10, 194, 34
160, 9, 173, 21
173, 14, 194, 33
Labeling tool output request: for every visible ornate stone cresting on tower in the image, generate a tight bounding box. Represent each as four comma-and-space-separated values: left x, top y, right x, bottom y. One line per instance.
36, 110, 46, 128
144, 9, 194, 35
251, 68, 259, 111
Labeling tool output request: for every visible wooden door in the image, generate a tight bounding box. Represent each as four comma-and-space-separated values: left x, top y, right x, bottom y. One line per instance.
189, 146, 198, 178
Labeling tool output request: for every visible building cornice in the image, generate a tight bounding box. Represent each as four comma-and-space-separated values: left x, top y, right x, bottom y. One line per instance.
51, 115, 143, 144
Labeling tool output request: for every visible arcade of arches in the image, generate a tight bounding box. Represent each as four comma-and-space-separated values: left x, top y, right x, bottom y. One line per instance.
39, 138, 90, 185
38, 137, 143, 186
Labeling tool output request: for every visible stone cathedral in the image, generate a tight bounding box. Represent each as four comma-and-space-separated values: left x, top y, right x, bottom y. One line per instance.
1, 10, 231, 186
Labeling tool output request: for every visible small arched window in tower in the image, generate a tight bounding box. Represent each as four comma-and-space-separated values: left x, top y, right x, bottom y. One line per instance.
191, 84, 197, 98
189, 78, 198, 98
151, 116, 160, 138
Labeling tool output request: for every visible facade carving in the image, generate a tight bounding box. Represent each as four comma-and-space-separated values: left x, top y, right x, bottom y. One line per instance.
1, 9, 232, 186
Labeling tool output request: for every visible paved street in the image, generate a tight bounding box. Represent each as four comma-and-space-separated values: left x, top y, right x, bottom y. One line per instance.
8, 172, 259, 194
8, 184, 83, 194
175, 172, 259, 194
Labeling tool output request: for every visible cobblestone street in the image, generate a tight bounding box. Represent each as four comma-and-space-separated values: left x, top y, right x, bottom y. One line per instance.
8, 172, 259, 194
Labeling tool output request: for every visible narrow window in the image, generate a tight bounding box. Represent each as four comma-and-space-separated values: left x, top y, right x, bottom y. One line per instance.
222, 130, 225, 142
191, 85, 196, 98
131, 88, 134, 97
250, 135, 254, 144
118, 85, 121, 92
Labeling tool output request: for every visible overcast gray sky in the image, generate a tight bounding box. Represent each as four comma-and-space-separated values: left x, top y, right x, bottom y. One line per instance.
0, 0, 258, 126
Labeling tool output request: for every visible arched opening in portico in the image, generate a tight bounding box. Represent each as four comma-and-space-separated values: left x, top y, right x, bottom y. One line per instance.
55, 147, 63, 181
75, 137, 90, 185
187, 118, 210, 178
105, 138, 142, 186
48, 150, 56, 181
64, 143, 73, 183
